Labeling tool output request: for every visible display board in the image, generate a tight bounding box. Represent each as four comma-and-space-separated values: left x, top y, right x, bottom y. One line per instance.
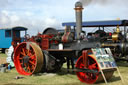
91, 48, 117, 69
91, 48, 124, 84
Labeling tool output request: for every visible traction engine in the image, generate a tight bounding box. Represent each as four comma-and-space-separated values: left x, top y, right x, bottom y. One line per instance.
13, 1, 120, 84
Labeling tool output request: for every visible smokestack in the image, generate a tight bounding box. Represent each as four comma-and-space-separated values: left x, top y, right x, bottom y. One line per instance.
74, 1, 83, 40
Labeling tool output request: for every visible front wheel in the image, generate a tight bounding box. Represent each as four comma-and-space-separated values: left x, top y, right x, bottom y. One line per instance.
75, 55, 114, 84
75, 55, 99, 84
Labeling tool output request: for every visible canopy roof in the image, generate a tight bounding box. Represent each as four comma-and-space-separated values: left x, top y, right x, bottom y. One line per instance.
12, 26, 28, 31
62, 20, 128, 27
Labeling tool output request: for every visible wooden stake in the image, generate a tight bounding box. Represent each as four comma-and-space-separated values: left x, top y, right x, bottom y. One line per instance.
116, 67, 125, 85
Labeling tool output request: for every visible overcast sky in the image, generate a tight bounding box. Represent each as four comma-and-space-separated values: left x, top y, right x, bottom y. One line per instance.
0, 0, 128, 35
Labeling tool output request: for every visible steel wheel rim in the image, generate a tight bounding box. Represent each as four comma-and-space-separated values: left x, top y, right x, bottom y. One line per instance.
14, 42, 43, 75
75, 55, 99, 84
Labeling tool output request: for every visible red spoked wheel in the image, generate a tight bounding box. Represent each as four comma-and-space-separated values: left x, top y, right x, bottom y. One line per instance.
75, 55, 115, 84
75, 55, 100, 84
14, 42, 43, 75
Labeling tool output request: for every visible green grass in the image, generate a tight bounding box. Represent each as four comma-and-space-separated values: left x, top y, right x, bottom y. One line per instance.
0, 53, 7, 64
0, 54, 128, 85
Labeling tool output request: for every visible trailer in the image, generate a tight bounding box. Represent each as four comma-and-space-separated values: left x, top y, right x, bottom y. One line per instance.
0, 26, 27, 53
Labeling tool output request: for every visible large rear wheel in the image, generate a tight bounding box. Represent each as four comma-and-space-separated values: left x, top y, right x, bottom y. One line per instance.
14, 42, 43, 75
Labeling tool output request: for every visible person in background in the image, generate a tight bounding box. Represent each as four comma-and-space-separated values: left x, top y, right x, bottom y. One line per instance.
67, 56, 74, 73
80, 31, 88, 41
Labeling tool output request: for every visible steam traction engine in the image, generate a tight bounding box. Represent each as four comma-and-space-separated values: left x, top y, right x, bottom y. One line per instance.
62, 20, 128, 62
13, 1, 127, 84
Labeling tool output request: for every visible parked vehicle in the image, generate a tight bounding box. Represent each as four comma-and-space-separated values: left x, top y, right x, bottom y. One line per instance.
0, 26, 27, 53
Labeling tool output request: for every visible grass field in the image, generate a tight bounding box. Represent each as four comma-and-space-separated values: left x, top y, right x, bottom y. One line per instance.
0, 53, 128, 85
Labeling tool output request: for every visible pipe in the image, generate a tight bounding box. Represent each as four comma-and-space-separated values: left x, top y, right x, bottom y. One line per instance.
74, 1, 83, 40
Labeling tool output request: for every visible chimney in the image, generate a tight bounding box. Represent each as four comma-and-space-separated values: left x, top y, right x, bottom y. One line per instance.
74, 1, 83, 40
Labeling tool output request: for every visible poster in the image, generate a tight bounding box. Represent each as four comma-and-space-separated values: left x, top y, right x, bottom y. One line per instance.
92, 48, 117, 69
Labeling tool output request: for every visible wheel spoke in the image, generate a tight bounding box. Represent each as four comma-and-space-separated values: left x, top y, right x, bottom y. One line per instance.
80, 63, 84, 68
20, 52, 25, 56
30, 54, 35, 58
21, 48, 26, 56
27, 49, 29, 55
31, 65, 35, 70
29, 60, 35, 65
83, 73, 87, 79
19, 57, 23, 60
24, 63, 31, 72
27, 66, 31, 72
29, 55, 36, 60
91, 63, 97, 69
91, 63, 96, 66
24, 64, 28, 72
